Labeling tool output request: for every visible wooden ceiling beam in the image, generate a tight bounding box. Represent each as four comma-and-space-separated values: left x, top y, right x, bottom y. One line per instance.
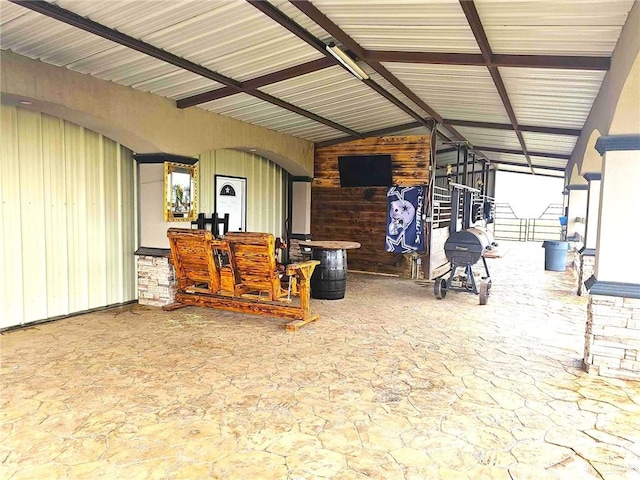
367, 51, 610, 71
315, 121, 426, 148
492, 160, 565, 172
474, 145, 570, 160
444, 119, 582, 136
177, 57, 335, 108
250, 0, 432, 129
289, 0, 471, 141
12, 0, 360, 138
459, 0, 534, 174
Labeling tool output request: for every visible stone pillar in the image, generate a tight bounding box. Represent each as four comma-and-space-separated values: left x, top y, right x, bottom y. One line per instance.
577, 173, 601, 295
584, 135, 640, 380
289, 177, 313, 262
135, 249, 176, 307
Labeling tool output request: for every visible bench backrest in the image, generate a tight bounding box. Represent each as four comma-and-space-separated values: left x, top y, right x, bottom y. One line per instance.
224, 232, 282, 298
167, 228, 226, 294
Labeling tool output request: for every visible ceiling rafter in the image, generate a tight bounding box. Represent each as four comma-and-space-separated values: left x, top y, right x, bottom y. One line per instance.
315, 121, 424, 148
366, 51, 610, 70
247, 0, 432, 130
10, 0, 362, 138
287, 0, 472, 142
493, 160, 565, 172
474, 146, 570, 160
459, 0, 535, 174
177, 57, 335, 108
444, 119, 581, 137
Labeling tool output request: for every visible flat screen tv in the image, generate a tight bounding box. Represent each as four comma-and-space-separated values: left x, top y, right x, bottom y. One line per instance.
338, 154, 393, 187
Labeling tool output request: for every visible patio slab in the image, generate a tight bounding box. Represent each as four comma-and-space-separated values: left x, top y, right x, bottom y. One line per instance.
1, 241, 639, 479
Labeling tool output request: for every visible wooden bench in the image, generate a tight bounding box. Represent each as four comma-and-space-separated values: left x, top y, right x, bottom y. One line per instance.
164, 228, 320, 331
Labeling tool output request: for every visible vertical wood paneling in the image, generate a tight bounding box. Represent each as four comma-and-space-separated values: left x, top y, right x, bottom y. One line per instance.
313, 135, 431, 276
0, 105, 136, 328
198, 149, 288, 238
0, 107, 24, 328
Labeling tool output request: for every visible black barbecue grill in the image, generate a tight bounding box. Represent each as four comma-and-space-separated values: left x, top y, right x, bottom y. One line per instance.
434, 226, 493, 305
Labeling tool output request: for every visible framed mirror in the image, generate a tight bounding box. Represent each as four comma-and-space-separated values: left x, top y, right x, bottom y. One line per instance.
164, 161, 198, 221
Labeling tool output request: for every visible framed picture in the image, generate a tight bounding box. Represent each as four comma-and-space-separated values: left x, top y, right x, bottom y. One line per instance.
215, 175, 247, 234
164, 161, 198, 221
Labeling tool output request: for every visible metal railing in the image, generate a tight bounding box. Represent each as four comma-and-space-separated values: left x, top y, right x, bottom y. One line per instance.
493, 203, 562, 242
431, 185, 452, 228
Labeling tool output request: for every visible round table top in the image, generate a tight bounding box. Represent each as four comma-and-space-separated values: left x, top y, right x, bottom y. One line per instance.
303, 240, 361, 250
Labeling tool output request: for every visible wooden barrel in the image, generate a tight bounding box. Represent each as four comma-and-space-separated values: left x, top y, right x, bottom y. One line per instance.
311, 249, 347, 300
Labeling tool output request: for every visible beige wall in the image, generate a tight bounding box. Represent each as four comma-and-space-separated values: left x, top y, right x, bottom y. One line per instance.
566, 189, 587, 244
569, 2, 640, 176
0, 51, 314, 177
291, 182, 312, 234
0, 106, 137, 328
595, 150, 640, 283
141, 149, 288, 248
583, 178, 601, 250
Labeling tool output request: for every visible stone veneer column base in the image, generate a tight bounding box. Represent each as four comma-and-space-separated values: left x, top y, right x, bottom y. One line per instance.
137, 255, 176, 307
577, 254, 595, 296
584, 294, 640, 380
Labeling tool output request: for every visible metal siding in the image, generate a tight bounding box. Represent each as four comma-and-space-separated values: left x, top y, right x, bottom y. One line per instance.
0, 106, 136, 328
0, 106, 24, 327
103, 137, 120, 305
42, 114, 69, 318
303, 0, 481, 53
17, 108, 48, 323
476, 0, 635, 55
85, 130, 107, 308
500, 67, 607, 128
383, 63, 511, 124
198, 149, 287, 238
64, 121, 89, 314
120, 146, 137, 302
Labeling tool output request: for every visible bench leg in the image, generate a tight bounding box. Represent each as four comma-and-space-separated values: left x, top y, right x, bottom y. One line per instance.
286, 314, 320, 332
162, 302, 189, 311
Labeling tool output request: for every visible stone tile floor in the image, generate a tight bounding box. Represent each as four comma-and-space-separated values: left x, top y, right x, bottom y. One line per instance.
1, 241, 639, 479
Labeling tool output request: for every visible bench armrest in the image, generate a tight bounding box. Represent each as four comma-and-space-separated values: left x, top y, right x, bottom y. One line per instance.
285, 260, 320, 276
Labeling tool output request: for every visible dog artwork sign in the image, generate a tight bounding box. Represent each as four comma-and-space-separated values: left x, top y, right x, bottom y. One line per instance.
385, 185, 426, 253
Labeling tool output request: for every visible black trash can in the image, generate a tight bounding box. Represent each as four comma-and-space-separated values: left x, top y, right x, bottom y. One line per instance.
311, 249, 347, 299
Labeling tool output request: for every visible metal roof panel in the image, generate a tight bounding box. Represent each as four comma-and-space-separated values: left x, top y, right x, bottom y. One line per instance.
260, 65, 417, 133
383, 63, 511, 124
476, 0, 635, 55
522, 132, 578, 155
500, 67, 606, 129
303, 0, 481, 53
455, 126, 522, 150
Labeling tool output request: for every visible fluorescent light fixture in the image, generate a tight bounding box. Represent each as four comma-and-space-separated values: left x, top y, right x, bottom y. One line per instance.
326, 42, 369, 81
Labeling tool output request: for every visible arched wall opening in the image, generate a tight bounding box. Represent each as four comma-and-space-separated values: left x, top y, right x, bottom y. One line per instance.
609, 52, 640, 135
580, 129, 603, 176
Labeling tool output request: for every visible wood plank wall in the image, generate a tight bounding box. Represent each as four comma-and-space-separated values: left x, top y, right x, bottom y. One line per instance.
312, 136, 430, 276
